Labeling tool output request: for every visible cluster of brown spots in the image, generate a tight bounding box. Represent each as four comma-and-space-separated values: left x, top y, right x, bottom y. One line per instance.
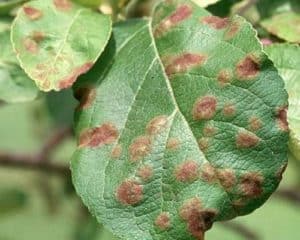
175, 160, 199, 182
217, 70, 232, 86
236, 55, 260, 80
166, 137, 180, 150
154, 5, 192, 37
179, 198, 217, 240
137, 165, 153, 181
165, 53, 207, 76
198, 138, 209, 152
201, 16, 229, 29
236, 131, 260, 148
222, 103, 236, 117
116, 180, 143, 205
53, 0, 72, 11
276, 163, 287, 181
74, 87, 96, 111
276, 107, 288, 131
129, 136, 151, 162
155, 212, 171, 230
23, 37, 39, 54
79, 123, 118, 148
146, 115, 168, 135
216, 169, 236, 189
58, 62, 93, 89
240, 172, 264, 197
23, 6, 42, 20
192, 96, 217, 121
203, 124, 217, 137
111, 144, 122, 159
200, 163, 217, 183
249, 116, 262, 131
225, 21, 240, 40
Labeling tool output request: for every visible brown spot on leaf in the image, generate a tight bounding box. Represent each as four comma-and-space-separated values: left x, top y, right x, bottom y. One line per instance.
217, 169, 236, 189
116, 180, 143, 205
166, 137, 180, 150
23, 37, 38, 54
58, 62, 93, 90
225, 21, 240, 39
146, 115, 168, 135
217, 70, 231, 86
155, 212, 171, 230
175, 160, 199, 182
111, 144, 122, 159
203, 124, 217, 137
129, 136, 151, 162
193, 96, 217, 121
23, 6, 42, 20
79, 123, 118, 148
198, 138, 209, 152
236, 131, 260, 148
154, 5, 192, 37
200, 163, 217, 183
74, 87, 96, 110
137, 165, 153, 181
201, 16, 229, 29
180, 198, 217, 239
222, 103, 236, 117
236, 55, 260, 80
240, 172, 264, 197
249, 116, 262, 131
53, 0, 72, 11
165, 53, 207, 76
276, 163, 287, 181
32, 31, 45, 43
276, 107, 288, 131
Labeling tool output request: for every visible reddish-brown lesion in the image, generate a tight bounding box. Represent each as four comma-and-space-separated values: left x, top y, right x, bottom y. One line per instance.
137, 165, 153, 181
240, 172, 264, 198
175, 160, 199, 182
192, 96, 217, 121
166, 137, 180, 150
78, 123, 118, 148
165, 53, 207, 76
200, 163, 217, 183
74, 87, 96, 111
222, 103, 236, 117
23, 6, 43, 20
146, 115, 168, 135
201, 16, 229, 29
225, 21, 240, 40
276, 107, 289, 131
248, 116, 262, 132
216, 169, 236, 189
236, 55, 260, 80
155, 212, 171, 230
53, 0, 72, 11
217, 69, 232, 86
154, 5, 193, 37
129, 136, 151, 162
236, 131, 260, 148
111, 144, 122, 159
23, 37, 39, 54
116, 180, 143, 205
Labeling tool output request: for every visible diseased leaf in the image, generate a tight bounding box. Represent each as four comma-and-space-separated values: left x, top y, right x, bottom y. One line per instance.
0, 21, 39, 103
261, 12, 300, 43
265, 43, 300, 161
71, 1, 288, 239
11, 0, 112, 91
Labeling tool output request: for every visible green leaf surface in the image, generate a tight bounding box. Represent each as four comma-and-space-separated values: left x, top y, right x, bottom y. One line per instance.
73, 0, 102, 9
265, 43, 300, 161
11, 0, 112, 91
71, 0, 288, 239
261, 12, 300, 43
0, 21, 39, 103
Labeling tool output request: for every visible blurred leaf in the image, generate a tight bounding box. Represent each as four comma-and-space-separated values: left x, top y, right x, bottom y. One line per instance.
192, 0, 220, 7
231, 0, 260, 24
265, 43, 300, 161
0, 0, 27, 16
72, 0, 288, 239
261, 12, 300, 43
74, 217, 100, 240
0, 188, 27, 215
11, 0, 112, 91
0, 20, 39, 103
72, 0, 102, 9
207, 0, 242, 17
45, 89, 77, 127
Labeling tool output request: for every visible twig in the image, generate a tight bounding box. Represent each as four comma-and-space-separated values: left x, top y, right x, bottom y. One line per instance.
221, 221, 260, 240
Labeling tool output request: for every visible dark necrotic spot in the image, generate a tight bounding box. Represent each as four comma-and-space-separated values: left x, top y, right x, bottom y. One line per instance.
74, 87, 96, 111
240, 172, 264, 197
236, 55, 260, 80
276, 107, 289, 131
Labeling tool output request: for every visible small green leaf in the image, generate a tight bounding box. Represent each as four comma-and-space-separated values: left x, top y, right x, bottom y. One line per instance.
261, 12, 300, 43
11, 0, 112, 91
0, 20, 39, 103
0, 188, 27, 215
265, 43, 300, 161
72, 1, 288, 239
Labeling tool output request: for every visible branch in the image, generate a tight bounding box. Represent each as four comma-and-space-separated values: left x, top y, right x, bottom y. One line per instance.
221, 221, 260, 240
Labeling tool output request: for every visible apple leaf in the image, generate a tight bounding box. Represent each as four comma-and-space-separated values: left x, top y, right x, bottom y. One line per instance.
71, 1, 288, 239
11, 0, 112, 91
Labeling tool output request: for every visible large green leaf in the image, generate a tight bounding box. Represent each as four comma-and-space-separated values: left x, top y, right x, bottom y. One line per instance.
261, 12, 300, 43
265, 43, 300, 161
0, 21, 39, 103
71, 0, 288, 239
11, 0, 112, 91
